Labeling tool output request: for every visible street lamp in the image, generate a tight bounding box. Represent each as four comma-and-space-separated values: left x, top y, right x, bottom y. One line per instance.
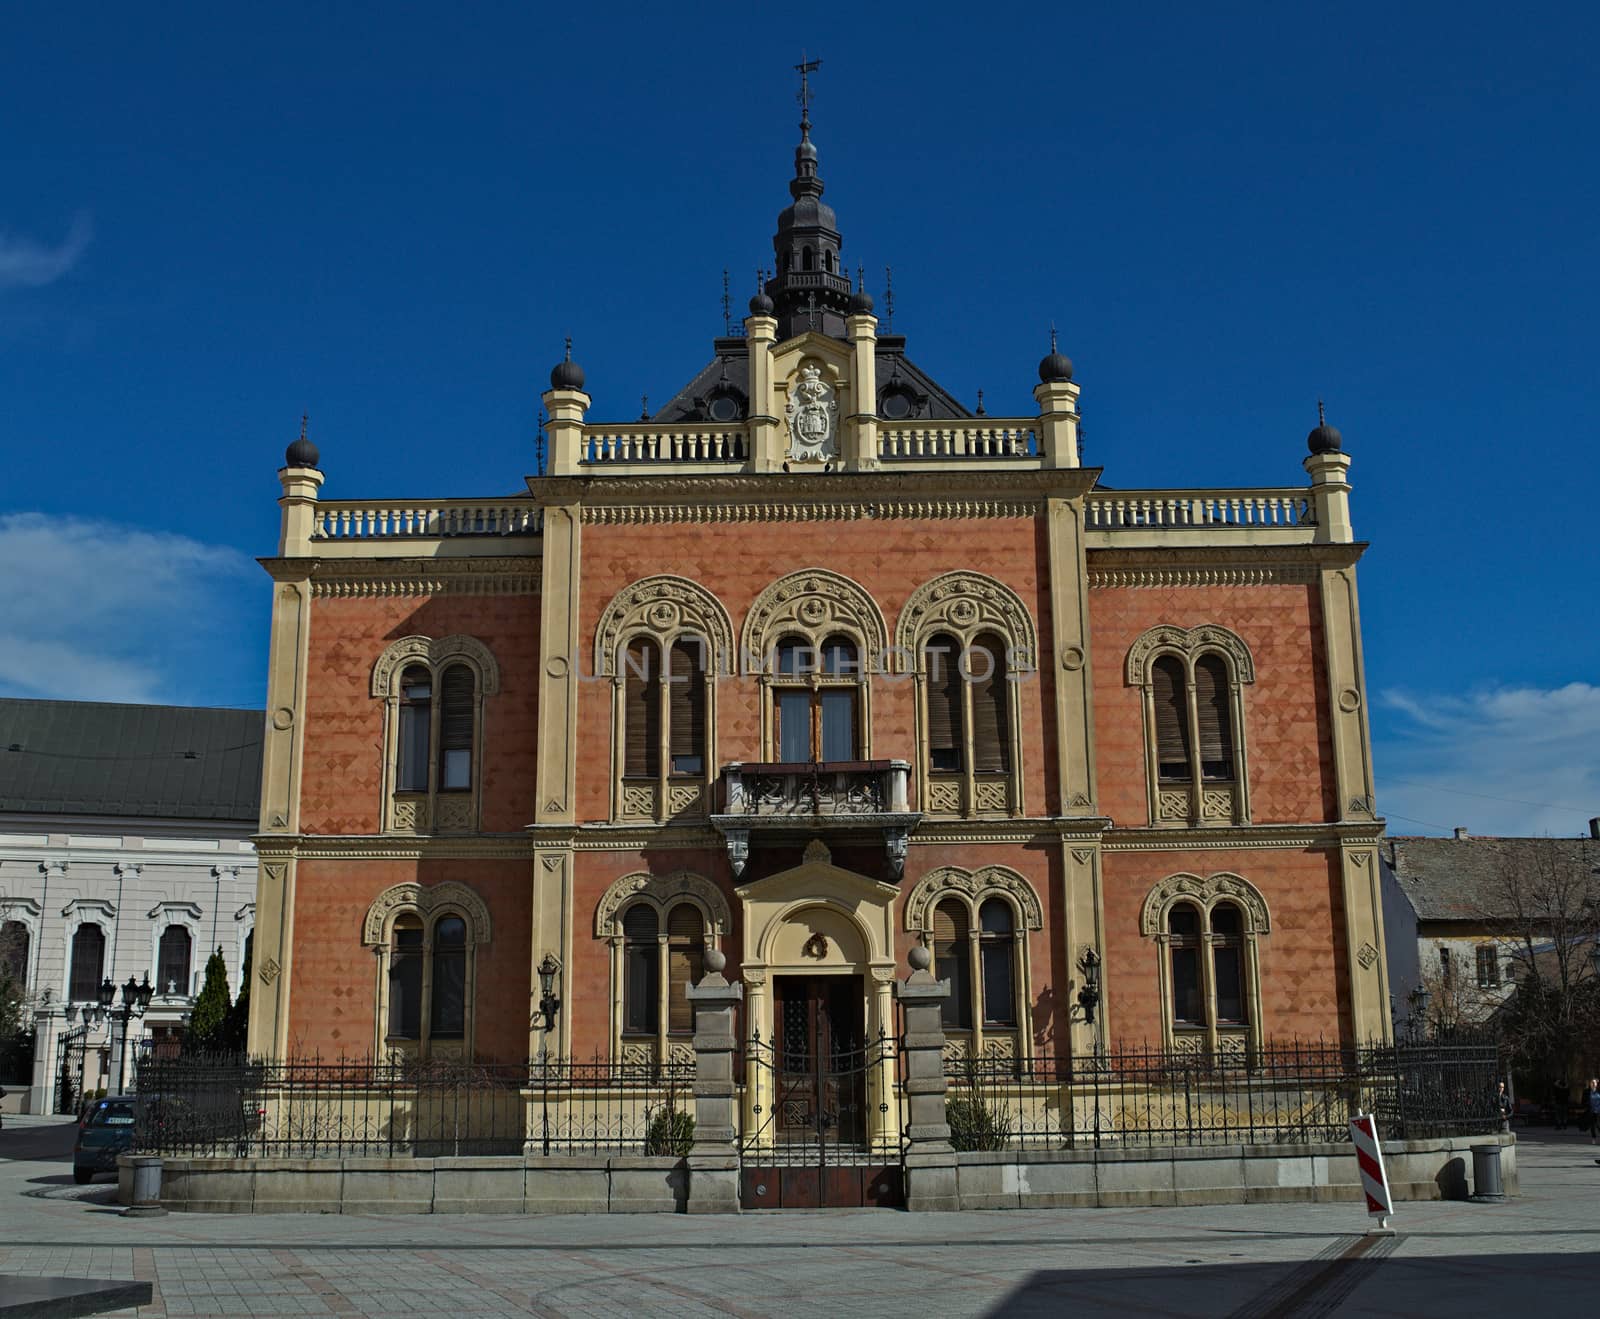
110, 976, 153, 1092
535, 954, 562, 1031
1076, 947, 1102, 1026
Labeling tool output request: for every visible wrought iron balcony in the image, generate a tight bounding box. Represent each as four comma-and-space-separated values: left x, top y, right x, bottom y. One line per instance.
711, 760, 920, 879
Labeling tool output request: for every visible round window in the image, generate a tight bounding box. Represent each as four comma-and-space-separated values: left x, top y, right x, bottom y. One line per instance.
880, 390, 912, 420
708, 394, 741, 423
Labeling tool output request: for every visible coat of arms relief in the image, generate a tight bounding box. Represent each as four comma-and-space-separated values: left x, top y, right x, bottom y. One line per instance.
785, 363, 838, 463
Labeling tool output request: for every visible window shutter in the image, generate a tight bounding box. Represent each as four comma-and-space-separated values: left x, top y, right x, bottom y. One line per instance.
1193, 654, 1234, 779
668, 639, 706, 774
624, 640, 660, 777
933, 901, 971, 1030
925, 636, 961, 772
622, 905, 659, 1034
969, 635, 1009, 773
1152, 656, 1190, 778
437, 665, 475, 789
666, 904, 703, 1033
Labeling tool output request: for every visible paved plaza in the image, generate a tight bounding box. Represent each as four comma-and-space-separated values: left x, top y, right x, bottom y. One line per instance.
1, 1116, 1596, 1317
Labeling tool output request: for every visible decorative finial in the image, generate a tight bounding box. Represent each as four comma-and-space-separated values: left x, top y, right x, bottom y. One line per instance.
1318, 397, 1327, 427
563, 336, 572, 362
976, 389, 986, 417
883, 266, 895, 332
535, 407, 547, 476
856, 264, 865, 293
299, 413, 308, 443
722, 268, 731, 335
795, 54, 821, 135
1050, 323, 1058, 354
640, 394, 649, 421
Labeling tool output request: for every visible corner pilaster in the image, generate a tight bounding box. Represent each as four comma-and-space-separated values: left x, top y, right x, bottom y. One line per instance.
1044, 496, 1098, 815
845, 312, 878, 470
533, 497, 582, 826
1034, 380, 1081, 469
744, 314, 781, 472
543, 388, 591, 476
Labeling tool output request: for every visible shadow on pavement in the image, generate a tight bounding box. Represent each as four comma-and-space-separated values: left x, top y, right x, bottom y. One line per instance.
0, 1121, 76, 1165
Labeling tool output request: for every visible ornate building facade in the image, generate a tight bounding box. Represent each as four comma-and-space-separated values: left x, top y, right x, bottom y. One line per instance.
246, 105, 1390, 1076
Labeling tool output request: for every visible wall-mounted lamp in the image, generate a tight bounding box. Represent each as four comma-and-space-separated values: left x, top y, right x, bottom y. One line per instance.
1076, 947, 1102, 1026
535, 953, 562, 1030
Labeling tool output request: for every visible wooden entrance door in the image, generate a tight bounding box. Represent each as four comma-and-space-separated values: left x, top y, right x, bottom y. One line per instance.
774, 975, 866, 1145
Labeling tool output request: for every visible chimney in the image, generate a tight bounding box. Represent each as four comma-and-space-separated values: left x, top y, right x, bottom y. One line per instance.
1454, 827, 1470, 841
1590, 817, 1600, 840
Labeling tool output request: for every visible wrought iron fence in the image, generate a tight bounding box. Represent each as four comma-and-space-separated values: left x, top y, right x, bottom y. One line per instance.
943, 1039, 1502, 1151
134, 1052, 696, 1159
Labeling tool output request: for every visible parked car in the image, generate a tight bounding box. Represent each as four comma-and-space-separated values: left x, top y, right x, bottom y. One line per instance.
73, 1096, 137, 1183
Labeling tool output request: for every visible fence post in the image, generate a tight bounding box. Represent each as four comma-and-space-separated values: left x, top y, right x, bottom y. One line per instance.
684, 949, 743, 1214
895, 947, 959, 1211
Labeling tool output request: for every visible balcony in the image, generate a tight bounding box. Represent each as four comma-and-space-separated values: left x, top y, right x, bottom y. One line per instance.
711, 760, 920, 879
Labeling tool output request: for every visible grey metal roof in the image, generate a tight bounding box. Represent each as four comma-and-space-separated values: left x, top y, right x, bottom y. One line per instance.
1383, 835, 1600, 922
0, 698, 264, 824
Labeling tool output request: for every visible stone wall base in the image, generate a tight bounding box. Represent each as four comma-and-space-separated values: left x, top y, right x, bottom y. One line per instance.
942, 1133, 1516, 1210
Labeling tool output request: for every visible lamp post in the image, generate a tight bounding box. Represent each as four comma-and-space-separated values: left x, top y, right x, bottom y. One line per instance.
90, 975, 153, 1093
535, 954, 562, 1033
1076, 947, 1102, 1027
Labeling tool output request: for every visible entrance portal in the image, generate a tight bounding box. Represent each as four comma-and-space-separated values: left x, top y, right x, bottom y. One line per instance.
774, 975, 866, 1145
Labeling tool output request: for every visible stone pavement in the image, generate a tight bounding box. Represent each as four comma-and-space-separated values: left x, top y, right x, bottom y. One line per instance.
2, 1114, 1597, 1317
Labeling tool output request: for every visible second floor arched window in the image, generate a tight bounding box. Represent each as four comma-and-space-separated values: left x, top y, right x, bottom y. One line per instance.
157, 925, 192, 997
69, 923, 105, 1003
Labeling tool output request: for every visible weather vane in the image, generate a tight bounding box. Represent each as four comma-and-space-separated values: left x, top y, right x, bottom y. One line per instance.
722, 268, 731, 335
883, 266, 895, 332
795, 54, 821, 125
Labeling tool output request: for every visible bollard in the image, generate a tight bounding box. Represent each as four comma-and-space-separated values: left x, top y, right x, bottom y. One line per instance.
1469, 1142, 1506, 1203
122, 1155, 168, 1218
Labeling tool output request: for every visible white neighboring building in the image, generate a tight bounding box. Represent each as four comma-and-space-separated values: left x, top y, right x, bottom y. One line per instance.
0, 699, 262, 1113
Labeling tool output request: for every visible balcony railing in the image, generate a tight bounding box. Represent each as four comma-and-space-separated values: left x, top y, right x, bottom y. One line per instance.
712, 760, 919, 879
579, 425, 749, 466
877, 421, 1039, 462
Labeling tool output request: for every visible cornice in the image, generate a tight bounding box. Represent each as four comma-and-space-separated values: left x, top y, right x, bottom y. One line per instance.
252, 834, 535, 861
528, 468, 1101, 523
259, 557, 541, 596
1087, 543, 1367, 589
1101, 821, 1385, 852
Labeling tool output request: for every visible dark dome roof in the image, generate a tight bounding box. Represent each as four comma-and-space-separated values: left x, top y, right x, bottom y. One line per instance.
550, 357, 586, 391
848, 288, 875, 314
1038, 350, 1074, 383
285, 435, 320, 468
1307, 421, 1343, 454
749, 291, 775, 316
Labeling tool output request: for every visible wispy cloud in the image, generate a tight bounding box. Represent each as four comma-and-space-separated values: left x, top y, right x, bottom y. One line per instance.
0, 214, 92, 290
0, 514, 257, 704
1376, 683, 1600, 837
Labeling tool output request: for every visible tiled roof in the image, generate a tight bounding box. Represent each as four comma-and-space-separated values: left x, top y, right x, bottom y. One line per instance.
1383, 834, 1600, 922
0, 698, 263, 823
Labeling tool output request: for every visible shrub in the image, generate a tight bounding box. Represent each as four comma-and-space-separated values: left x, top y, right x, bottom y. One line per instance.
644, 1105, 695, 1156
947, 1093, 1014, 1152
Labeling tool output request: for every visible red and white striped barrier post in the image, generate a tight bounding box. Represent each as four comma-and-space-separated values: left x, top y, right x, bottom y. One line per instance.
1350, 1111, 1394, 1231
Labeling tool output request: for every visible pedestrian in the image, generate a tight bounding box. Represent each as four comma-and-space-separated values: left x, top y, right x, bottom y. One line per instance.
1496, 1080, 1513, 1130
1587, 1079, 1600, 1143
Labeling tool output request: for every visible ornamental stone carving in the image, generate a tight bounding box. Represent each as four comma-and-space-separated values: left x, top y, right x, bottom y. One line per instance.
903, 865, 1045, 934
740, 569, 889, 673
893, 571, 1040, 672
785, 362, 838, 462
593, 575, 737, 677
361, 881, 493, 946
593, 869, 732, 939
1137, 872, 1271, 937
1125, 623, 1255, 687
371, 634, 502, 697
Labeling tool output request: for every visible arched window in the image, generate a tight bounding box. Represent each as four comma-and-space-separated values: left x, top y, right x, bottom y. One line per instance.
0, 920, 29, 991
388, 915, 425, 1040
774, 633, 860, 762
925, 633, 963, 772
157, 925, 192, 997
979, 898, 1016, 1026
802, 246, 814, 271
69, 924, 104, 1002
668, 639, 706, 776
622, 905, 659, 1036
437, 665, 475, 790
431, 916, 467, 1038
1127, 626, 1255, 826
824, 250, 834, 273
623, 638, 660, 779
933, 900, 971, 1030
897, 572, 1037, 817
373, 635, 499, 834
1168, 904, 1203, 1026
1142, 873, 1269, 1055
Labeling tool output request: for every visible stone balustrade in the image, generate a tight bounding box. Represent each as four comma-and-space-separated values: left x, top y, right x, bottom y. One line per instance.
311, 499, 541, 541
580, 426, 749, 466
1086, 489, 1314, 530
876, 421, 1039, 461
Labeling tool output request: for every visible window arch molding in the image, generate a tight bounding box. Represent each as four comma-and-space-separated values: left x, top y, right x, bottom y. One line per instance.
594, 575, 736, 678
895, 572, 1038, 817
904, 865, 1042, 1059
146, 900, 203, 999
1140, 871, 1270, 1056
0, 898, 40, 998
371, 634, 500, 835
1126, 623, 1255, 827
594, 869, 730, 940
741, 569, 887, 761
595, 577, 731, 823
60, 898, 115, 1003
361, 881, 491, 1060
740, 569, 889, 676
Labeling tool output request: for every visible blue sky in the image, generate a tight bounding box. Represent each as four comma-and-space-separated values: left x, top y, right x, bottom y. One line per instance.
2, 3, 1596, 836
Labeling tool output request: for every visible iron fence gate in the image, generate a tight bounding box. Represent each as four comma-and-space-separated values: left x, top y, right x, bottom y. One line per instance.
54, 1025, 88, 1114
738, 977, 904, 1208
